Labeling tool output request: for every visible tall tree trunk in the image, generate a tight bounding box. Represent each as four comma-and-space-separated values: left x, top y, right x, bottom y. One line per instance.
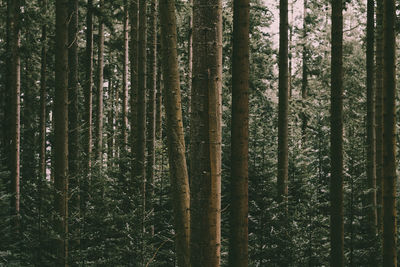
84, 0, 93, 181
68, 0, 79, 205
187, 0, 193, 129
301, 0, 308, 141
96, 0, 105, 164
54, 0, 69, 265
122, 0, 129, 154
382, 0, 397, 265
330, 0, 344, 265
277, 0, 288, 208
229, 0, 249, 265
156, 63, 162, 139
159, 1, 191, 265
7, 0, 21, 221
375, 0, 383, 233
366, 0, 377, 244
190, 0, 222, 265
39, 0, 47, 180
146, 0, 157, 239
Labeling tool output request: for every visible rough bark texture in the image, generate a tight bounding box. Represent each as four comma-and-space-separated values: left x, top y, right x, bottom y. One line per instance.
146, 0, 157, 238
366, 0, 377, 242
330, 0, 344, 266
84, 0, 94, 180
301, 0, 308, 141
159, 1, 191, 265
190, 0, 222, 265
54, 0, 69, 264
277, 0, 288, 207
229, 0, 249, 265
7, 0, 21, 221
96, 0, 105, 164
375, 0, 383, 233
382, 0, 397, 265
156, 63, 162, 139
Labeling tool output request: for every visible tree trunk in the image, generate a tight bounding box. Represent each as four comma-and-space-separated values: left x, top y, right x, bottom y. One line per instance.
146, 0, 157, 239
54, 0, 69, 265
96, 0, 105, 164
39, 0, 47, 180
366, 0, 377, 244
277, 0, 288, 208
382, 0, 397, 265
130, 0, 138, 181
375, 0, 383, 234
229, 0, 249, 265
84, 0, 93, 180
68, 0, 79, 207
7, 0, 21, 222
156, 63, 162, 139
159, 1, 191, 265
122, 0, 129, 154
301, 0, 308, 141
190, 0, 222, 265
330, 0, 344, 265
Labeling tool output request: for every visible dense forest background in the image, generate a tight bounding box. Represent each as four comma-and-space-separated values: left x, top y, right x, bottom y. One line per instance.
0, 0, 399, 266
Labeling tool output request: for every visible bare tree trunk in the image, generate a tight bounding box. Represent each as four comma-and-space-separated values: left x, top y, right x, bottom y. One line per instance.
375, 0, 383, 234
130, 0, 138, 181
229, 0, 249, 265
190, 0, 222, 265
277, 0, 288, 208
7, 0, 21, 223
301, 0, 308, 141
366, 0, 377, 245
146, 0, 157, 239
330, 0, 344, 265
122, 0, 129, 153
96, 0, 105, 165
382, 0, 397, 265
159, 1, 191, 265
39, 0, 47, 180
156, 64, 162, 139
54, 0, 69, 264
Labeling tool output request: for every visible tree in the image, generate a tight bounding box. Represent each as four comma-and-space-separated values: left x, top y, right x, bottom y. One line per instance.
121, 0, 129, 155
366, 0, 377, 242
277, 0, 288, 207
229, 0, 249, 265
375, 0, 383, 232
330, 0, 344, 265
382, 0, 397, 265
39, 0, 47, 180
54, 0, 69, 264
301, 0, 308, 140
6, 0, 21, 222
159, 1, 191, 265
190, 0, 222, 265
96, 0, 105, 164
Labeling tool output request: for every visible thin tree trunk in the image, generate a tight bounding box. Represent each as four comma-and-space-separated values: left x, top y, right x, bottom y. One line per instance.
366, 0, 377, 245
84, 0, 93, 181
96, 0, 105, 164
382, 0, 397, 265
375, 0, 383, 234
190, 0, 222, 265
146, 0, 157, 239
301, 0, 308, 141
330, 0, 344, 265
122, 0, 129, 153
229, 0, 249, 265
159, 1, 191, 265
187, 0, 193, 127
7, 0, 21, 222
277, 0, 288, 208
156, 63, 162, 139
130, 0, 138, 182
54, 0, 69, 264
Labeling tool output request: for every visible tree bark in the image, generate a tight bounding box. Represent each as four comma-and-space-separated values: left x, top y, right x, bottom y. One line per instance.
54, 0, 69, 264
330, 0, 344, 266
156, 63, 162, 139
301, 0, 308, 141
146, 0, 157, 239
39, 0, 47, 180
96, 0, 105, 164
277, 0, 288, 208
375, 0, 383, 234
122, 0, 129, 153
229, 0, 249, 265
382, 0, 397, 265
159, 1, 191, 265
190, 0, 222, 265
84, 0, 94, 180
366, 0, 377, 243
7, 0, 21, 221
